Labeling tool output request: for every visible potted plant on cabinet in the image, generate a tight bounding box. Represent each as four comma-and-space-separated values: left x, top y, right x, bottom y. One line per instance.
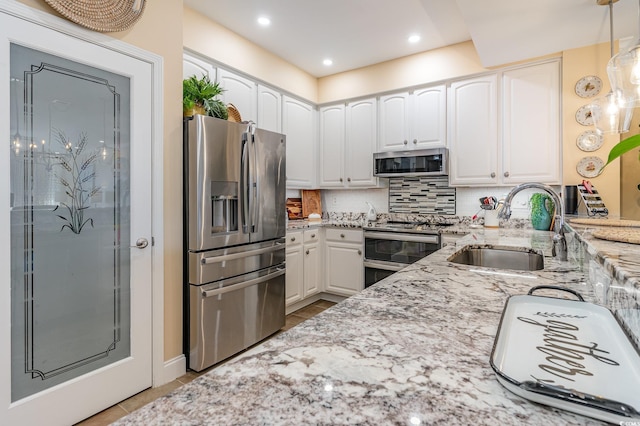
183, 74, 228, 119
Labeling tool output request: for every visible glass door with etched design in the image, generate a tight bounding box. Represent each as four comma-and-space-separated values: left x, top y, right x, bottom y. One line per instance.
9, 44, 132, 401
2, 9, 153, 424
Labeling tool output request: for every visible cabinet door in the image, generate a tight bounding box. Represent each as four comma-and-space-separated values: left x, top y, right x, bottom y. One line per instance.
285, 245, 304, 306
378, 92, 410, 151
217, 69, 257, 123
283, 96, 317, 188
318, 104, 346, 187
257, 84, 281, 133
346, 98, 378, 187
325, 242, 363, 296
303, 242, 321, 297
413, 85, 446, 149
183, 53, 216, 81
502, 61, 560, 184
448, 75, 498, 186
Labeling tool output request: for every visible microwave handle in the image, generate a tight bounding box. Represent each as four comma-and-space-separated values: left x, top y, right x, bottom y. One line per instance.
241, 132, 250, 233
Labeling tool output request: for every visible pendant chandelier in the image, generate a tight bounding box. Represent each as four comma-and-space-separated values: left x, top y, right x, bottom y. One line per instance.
608, 0, 640, 108
590, 0, 633, 135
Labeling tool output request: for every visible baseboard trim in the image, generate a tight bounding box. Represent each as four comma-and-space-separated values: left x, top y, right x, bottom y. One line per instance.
285, 292, 346, 315
155, 354, 187, 386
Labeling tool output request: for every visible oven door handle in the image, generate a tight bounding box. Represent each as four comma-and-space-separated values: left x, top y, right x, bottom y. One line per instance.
364, 231, 439, 244
364, 260, 405, 272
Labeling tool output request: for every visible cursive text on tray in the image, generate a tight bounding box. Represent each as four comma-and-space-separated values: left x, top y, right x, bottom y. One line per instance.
516, 316, 619, 383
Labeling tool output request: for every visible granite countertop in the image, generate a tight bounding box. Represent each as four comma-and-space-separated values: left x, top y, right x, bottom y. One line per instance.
113, 226, 632, 425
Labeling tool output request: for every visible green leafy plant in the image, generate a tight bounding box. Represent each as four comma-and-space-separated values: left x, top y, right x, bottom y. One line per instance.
183, 74, 228, 119
598, 133, 640, 175
51, 130, 101, 234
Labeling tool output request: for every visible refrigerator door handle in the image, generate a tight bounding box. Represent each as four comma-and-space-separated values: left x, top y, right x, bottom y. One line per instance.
200, 242, 285, 264
201, 267, 285, 298
251, 131, 259, 233
241, 132, 250, 234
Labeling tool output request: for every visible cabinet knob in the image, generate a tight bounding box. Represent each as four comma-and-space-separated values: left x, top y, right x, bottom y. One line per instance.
357, 249, 362, 255
311, 233, 315, 238
291, 237, 296, 242
504, 171, 510, 177
490, 172, 496, 178
340, 177, 343, 182
413, 139, 417, 145
403, 140, 408, 145
347, 177, 351, 182
306, 249, 310, 255
340, 233, 345, 238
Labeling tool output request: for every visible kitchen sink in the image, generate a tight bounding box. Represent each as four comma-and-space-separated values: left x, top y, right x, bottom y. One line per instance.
447, 245, 544, 271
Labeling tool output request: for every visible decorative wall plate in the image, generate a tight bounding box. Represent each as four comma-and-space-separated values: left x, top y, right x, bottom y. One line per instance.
577, 156, 604, 178
575, 75, 603, 98
575, 105, 594, 126
576, 130, 604, 152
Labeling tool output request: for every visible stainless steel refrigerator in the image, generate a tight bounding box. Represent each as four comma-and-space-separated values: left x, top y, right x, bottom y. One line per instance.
183, 115, 286, 371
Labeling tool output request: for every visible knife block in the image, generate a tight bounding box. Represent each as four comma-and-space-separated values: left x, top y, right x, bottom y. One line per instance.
577, 183, 608, 216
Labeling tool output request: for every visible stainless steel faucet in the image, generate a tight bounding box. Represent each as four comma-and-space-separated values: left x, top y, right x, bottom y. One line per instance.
498, 183, 567, 261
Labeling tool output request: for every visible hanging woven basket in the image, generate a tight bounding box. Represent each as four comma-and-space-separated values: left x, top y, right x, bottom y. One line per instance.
44, 0, 147, 33
227, 104, 242, 123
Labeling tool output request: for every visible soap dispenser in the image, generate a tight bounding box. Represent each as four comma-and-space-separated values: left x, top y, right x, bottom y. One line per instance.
365, 202, 377, 222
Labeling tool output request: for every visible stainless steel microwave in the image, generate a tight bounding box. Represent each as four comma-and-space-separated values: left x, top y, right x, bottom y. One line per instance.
373, 148, 448, 177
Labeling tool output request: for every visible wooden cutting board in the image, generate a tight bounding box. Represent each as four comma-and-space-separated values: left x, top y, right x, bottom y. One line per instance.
569, 218, 640, 228
592, 228, 640, 244
302, 190, 322, 218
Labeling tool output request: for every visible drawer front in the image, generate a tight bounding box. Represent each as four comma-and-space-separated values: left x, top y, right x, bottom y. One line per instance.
325, 228, 363, 244
303, 228, 321, 243
286, 231, 303, 247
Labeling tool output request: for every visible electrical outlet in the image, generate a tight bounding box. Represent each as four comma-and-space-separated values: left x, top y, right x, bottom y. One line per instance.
332, 196, 338, 205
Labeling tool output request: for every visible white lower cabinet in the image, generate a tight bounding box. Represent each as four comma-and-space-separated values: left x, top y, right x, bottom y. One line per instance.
285, 229, 322, 306
324, 228, 364, 296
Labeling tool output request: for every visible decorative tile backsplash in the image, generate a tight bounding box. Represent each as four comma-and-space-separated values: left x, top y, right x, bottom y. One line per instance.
388, 176, 456, 215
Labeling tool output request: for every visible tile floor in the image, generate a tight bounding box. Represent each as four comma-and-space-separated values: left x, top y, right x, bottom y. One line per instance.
75, 299, 336, 426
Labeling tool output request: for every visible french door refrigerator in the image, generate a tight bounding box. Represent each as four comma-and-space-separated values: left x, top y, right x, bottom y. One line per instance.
183, 115, 286, 371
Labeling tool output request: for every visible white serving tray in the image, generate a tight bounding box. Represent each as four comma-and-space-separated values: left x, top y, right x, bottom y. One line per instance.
490, 286, 640, 424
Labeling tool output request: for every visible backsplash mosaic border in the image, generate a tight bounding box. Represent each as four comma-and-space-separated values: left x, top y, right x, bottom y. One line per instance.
388, 176, 455, 215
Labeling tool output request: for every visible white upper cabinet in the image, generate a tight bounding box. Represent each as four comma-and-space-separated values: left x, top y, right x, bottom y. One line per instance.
345, 98, 378, 187
257, 84, 282, 133
448, 74, 499, 186
448, 61, 560, 186
283, 96, 317, 188
378, 93, 410, 151
318, 104, 345, 187
378, 85, 446, 151
319, 98, 378, 188
183, 53, 216, 81
217, 68, 257, 123
502, 61, 560, 184
412, 85, 446, 149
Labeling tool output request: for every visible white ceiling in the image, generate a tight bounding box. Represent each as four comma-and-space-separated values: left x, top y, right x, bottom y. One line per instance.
184, 0, 640, 78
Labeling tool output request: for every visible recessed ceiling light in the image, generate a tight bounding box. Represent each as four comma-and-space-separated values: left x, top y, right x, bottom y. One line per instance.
323, 59, 333, 66
408, 34, 421, 44
257, 16, 271, 26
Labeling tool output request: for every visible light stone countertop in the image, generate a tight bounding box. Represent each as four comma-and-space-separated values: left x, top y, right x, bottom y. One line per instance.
112, 225, 634, 425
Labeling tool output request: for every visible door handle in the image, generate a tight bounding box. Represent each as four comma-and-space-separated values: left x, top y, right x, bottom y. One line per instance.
131, 238, 149, 249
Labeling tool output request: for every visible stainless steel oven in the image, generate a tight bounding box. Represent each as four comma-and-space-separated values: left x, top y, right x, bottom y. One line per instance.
363, 228, 440, 288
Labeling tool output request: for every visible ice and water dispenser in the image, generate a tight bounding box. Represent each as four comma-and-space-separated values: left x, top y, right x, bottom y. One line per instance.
211, 181, 238, 233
